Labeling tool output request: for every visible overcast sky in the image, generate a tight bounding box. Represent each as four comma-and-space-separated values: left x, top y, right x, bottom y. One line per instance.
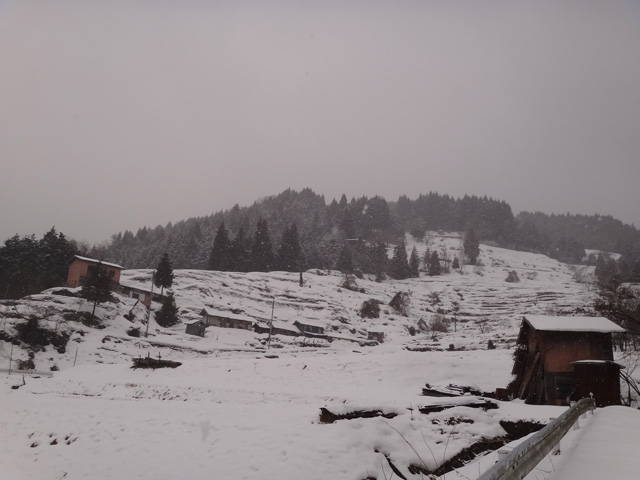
1, 0, 640, 244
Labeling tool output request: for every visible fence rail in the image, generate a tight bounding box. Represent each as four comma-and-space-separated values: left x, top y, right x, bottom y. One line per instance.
477, 397, 595, 480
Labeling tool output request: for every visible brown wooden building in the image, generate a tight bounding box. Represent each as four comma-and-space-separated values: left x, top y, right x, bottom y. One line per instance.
509, 315, 625, 407
200, 308, 254, 330
66, 256, 123, 288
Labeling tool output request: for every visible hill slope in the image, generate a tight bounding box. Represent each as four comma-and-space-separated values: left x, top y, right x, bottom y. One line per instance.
0, 235, 606, 480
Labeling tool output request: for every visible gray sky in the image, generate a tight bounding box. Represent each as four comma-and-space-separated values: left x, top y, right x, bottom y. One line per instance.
1, 0, 640, 244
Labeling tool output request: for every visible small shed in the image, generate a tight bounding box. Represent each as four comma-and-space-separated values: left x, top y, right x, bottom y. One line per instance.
66, 256, 123, 288
367, 329, 385, 343
200, 308, 254, 330
293, 320, 326, 338
572, 360, 624, 407
185, 321, 206, 337
509, 315, 625, 407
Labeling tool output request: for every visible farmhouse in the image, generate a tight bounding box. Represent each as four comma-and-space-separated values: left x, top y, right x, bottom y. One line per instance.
200, 308, 254, 330
66, 255, 123, 288
508, 315, 625, 407
293, 320, 326, 338
254, 321, 300, 337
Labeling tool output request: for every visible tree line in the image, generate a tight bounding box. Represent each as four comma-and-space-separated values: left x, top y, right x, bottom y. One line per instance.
0, 228, 78, 299
3, 188, 640, 300
99, 188, 640, 273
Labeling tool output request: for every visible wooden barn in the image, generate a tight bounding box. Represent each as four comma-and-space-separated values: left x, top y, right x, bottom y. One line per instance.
508, 315, 625, 407
200, 308, 254, 330
66, 256, 123, 288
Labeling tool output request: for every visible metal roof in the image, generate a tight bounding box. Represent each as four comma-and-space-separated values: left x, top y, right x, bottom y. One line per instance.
522, 315, 625, 333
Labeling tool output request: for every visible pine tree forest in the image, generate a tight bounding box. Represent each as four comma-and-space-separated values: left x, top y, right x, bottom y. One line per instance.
5, 189, 638, 292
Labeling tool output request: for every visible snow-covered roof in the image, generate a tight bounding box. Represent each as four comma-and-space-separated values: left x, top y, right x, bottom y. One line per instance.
618, 283, 640, 293
522, 315, 625, 333
255, 321, 300, 333
201, 307, 254, 323
73, 255, 124, 270
293, 319, 325, 328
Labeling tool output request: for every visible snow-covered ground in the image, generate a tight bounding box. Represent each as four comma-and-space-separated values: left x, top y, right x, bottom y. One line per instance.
1, 234, 634, 480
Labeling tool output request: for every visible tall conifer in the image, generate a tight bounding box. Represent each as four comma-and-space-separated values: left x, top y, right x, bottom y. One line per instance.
251, 218, 275, 272
208, 223, 231, 271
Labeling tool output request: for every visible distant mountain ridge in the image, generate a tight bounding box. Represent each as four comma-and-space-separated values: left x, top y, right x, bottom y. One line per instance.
97, 188, 640, 271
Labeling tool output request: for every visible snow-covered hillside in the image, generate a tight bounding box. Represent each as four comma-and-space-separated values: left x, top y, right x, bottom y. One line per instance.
0, 235, 607, 480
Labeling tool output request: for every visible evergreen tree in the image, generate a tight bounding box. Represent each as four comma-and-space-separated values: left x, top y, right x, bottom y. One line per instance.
155, 292, 179, 327
339, 193, 348, 209
428, 251, 441, 276
390, 241, 411, 280
463, 227, 480, 265
339, 208, 356, 239
361, 196, 392, 240
409, 246, 420, 278
39, 227, 77, 289
423, 248, 431, 268
370, 242, 388, 282
154, 253, 174, 297
352, 238, 373, 274
452, 256, 460, 270
250, 218, 275, 272
336, 243, 354, 273
228, 225, 251, 272
80, 262, 112, 316
0, 229, 77, 299
208, 222, 231, 271
0, 234, 40, 299
595, 254, 607, 283
277, 223, 304, 272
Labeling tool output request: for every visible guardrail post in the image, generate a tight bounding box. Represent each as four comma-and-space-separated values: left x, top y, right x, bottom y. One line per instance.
497, 449, 510, 461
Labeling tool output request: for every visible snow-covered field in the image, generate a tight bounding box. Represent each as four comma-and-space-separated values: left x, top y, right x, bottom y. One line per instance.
1, 234, 632, 480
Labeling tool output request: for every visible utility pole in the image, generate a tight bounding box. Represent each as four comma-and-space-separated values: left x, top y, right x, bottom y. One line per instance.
8, 342, 14, 374
267, 297, 275, 349
145, 270, 155, 338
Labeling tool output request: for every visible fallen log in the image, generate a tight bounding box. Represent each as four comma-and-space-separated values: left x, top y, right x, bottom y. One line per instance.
319, 407, 397, 424
418, 399, 498, 414
131, 356, 181, 369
